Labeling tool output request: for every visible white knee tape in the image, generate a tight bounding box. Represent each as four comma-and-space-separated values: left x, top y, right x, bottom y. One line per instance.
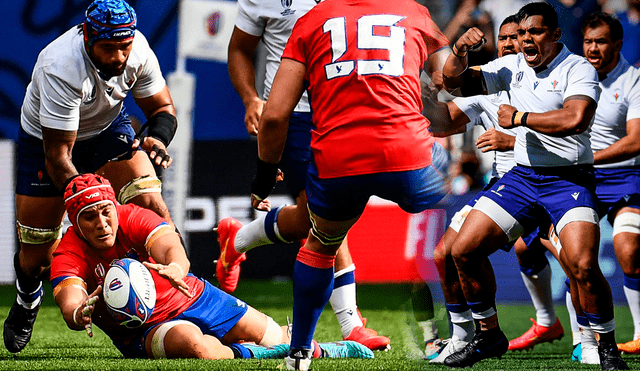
613, 212, 640, 238
449, 205, 473, 233
16, 221, 63, 244
150, 320, 198, 359
118, 175, 162, 204
259, 316, 283, 347
549, 228, 562, 255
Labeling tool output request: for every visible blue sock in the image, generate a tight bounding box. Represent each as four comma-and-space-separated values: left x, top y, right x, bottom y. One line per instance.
291, 247, 335, 350
228, 343, 252, 359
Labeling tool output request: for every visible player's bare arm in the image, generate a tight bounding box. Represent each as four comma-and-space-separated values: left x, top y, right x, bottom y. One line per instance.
476, 127, 515, 152
228, 26, 265, 136
133, 86, 176, 169
143, 230, 192, 297
593, 118, 640, 165
443, 27, 487, 96
42, 127, 79, 190
251, 58, 305, 208
498, 95, 597, 137
258, 58, 306, 164
54, 282, 101, 336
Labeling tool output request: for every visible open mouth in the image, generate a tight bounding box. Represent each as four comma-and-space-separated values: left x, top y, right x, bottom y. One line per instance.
523, 47, 539, 63
97, 233, 111, 241
586, 55, 601, 64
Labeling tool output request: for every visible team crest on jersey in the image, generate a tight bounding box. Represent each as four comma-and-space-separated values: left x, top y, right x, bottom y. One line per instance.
614, 92, 620, 101
95, 263, 106, 284
281, 0, 295, 16
547, 80, 562, 93
512, 71, 524, 89
206, 12, 221, 36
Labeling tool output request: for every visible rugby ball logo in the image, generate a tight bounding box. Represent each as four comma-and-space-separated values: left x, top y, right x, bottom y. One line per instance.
103, 258, 156, 328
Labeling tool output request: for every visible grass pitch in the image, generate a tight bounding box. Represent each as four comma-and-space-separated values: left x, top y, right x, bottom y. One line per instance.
0, 280, 637, 370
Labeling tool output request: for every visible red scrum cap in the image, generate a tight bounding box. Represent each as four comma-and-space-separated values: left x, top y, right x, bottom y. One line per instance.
64, 174, 117, 227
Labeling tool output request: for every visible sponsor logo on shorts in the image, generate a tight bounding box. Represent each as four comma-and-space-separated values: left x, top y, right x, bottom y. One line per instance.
491, 185, 505, 197
571, 192, 579, 200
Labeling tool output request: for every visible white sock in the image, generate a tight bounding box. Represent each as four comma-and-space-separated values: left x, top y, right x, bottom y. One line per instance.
581, 326, 598, 348
623, 285, 640, 339
521, 265, 556, 327
329, 265, 362, 337
449, 310, 474, 342
566, 291, 580, 335
233, 213, 273, 253
418, 320, 438, 342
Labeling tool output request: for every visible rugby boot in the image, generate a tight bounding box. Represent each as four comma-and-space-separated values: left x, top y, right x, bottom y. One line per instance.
214, 217, 246, 293
599, 341, 630, 370
3, 286, 44, 353
443, 328, 509, 368
617, 338, 640, 355
430, 336, 469, 363
508, 318, 564, 351
344, 325, 390, 351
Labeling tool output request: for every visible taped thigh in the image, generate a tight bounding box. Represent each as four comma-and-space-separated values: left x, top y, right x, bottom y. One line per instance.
16, 221, 63, 244
150, 320, 199, 359
308, 208, 349, 246
259, 316, 284, 347
613, 212, 640, 237
118, 175, 162, 204
449, 205, 473, 233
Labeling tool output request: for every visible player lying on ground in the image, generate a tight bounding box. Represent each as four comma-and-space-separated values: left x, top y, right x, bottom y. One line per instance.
50, 174, 374, 361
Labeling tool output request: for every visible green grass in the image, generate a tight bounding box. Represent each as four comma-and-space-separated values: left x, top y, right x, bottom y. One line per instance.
0, 280, 638, 370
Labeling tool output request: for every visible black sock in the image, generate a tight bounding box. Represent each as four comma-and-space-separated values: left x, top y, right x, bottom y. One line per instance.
14, 252, 41, 295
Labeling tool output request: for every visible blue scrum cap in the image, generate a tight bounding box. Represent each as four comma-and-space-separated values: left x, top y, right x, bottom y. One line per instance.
84, 0, 137, 49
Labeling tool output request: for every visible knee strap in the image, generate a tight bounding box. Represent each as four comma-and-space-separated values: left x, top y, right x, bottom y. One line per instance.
118, 175, 162, 204
613, 212, 640, 237
16, 221, 63, 244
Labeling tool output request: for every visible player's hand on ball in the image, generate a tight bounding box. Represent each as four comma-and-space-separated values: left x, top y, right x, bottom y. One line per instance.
143, 261, 192, 298
75, 285, 101, 337
132, 137, 173, 169
498, 104, 518, 129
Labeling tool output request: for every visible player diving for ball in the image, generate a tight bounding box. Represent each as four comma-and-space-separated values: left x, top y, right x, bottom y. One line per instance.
50, 174, 374, 361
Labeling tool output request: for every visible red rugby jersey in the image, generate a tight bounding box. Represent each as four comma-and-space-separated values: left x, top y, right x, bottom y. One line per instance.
51, 204, 203, 344
282, 0, 448, 178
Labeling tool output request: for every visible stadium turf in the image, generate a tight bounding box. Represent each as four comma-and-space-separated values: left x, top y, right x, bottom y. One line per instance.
0, 280, 637, 370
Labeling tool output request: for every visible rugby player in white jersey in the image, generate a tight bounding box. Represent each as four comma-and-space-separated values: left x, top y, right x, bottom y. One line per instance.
225, 0, 389, 351
441, 2, 629, 369
4, 0, 179, 354
509, 11, 640, 361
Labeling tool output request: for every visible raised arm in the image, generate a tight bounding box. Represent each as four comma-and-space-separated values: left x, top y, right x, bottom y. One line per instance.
228, 26, 264, 136
442, 27, 487, 96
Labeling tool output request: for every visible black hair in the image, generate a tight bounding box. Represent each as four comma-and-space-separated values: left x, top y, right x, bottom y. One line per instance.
581, 11, 623, 41
516, 2, 558, 30
500, 14, 519, 30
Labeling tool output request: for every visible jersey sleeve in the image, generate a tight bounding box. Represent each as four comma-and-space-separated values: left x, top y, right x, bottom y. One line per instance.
282, 15, 308, 65
421, 6, 449, 55
50, 233, 90, 288
480, 56, 513, 95
121, 206, 172, 248
235, 0, 265, 36
38, 68, 82, 132
131, 32, 166, 99
564, 59, 599, 102
626, 72, 640, 121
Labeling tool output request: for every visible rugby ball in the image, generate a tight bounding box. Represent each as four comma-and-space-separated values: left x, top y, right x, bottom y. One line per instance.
103, 258, 156, 328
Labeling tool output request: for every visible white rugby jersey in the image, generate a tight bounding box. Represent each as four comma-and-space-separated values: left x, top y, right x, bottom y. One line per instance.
481, 45, 600, 167
590, 57, 640, 168
235, 0, 317, 113
453, 92, 519, 178
20, 26, 165, 141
